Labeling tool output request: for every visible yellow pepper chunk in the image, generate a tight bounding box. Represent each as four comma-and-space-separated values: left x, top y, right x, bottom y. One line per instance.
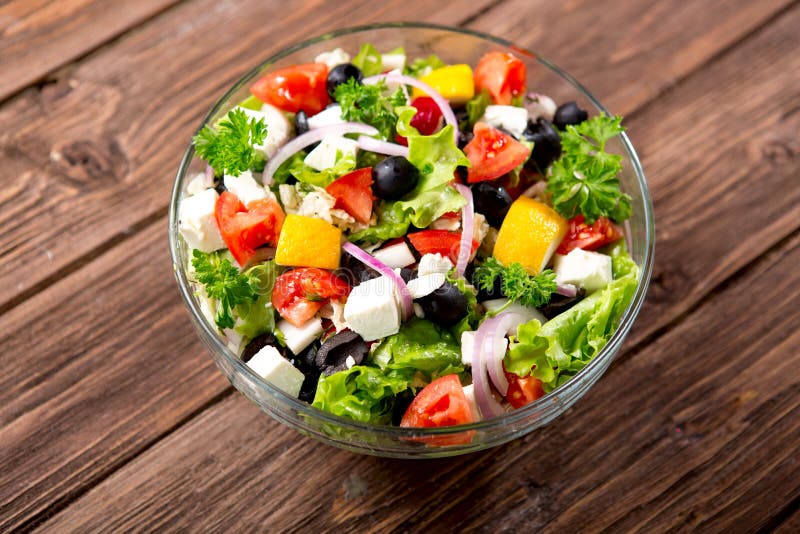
413, 64, 475, 105
275, 214, 342, 269
493, 197, 568, 274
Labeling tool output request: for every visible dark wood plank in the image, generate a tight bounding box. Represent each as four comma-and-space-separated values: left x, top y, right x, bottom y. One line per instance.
0, 0, 792, 313
0, 0, 185, 101
775, 508, 800, 534
21, 4, 800, 529
36, 218, 800, 533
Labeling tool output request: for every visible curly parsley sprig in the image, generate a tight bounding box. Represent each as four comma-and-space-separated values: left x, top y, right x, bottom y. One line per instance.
191, 250, 259, 329
193, 108, 267, 177
334, 78, 405, 140
546, 114, 631, 223
473, 257, 557, 309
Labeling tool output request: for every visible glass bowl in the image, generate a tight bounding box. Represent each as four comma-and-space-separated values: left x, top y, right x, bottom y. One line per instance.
168, 22, 655, 458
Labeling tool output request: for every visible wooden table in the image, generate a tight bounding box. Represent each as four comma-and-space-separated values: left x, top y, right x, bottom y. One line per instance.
1, 0, 798, 531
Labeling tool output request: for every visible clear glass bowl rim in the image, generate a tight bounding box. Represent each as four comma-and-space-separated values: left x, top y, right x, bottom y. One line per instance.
168, 21, 656, 438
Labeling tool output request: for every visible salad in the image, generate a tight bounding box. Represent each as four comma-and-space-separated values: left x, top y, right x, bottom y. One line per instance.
179, 42, 639, 432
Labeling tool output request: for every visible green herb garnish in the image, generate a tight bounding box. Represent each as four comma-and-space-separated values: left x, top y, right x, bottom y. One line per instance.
191, 250, 258, 329
193, 108, 267, 177
474, 257, 557, 309
334, 78, 399, 140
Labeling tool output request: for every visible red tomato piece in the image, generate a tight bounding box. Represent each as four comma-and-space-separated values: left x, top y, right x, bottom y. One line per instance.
250, 63, 330, 116
215, 192, 285, 267
474, 51, 526, 105
271, 268, 350, 327
556, 215, 624, 255
401, 375, 475, 445
325, 168, 374, 224
505, 371, 545, 409
407, 230, 478, 264
463, 123, 531, 183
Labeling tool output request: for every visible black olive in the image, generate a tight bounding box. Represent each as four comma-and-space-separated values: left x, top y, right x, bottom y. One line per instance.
294, 110, 309, 135
475, 275, 504, 302
399, 267, 417, 283
294, 342, 322, 403
471, 181, 513, 227
417, 282, 468, 327
338, 252, 380, 284
213, 179, 227, 195
372, 156, 419, 199
315, 330, 368, 376
391, 389, 416, 426
522, 118, 562, 173
538, 288, 587, 319
552, 101, 588, 130
326, 63, 363, 98
241, 333, 289, 362
458, 130, 474, 149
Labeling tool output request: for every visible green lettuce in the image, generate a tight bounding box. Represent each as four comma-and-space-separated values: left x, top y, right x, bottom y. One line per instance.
272, 149, 355, 187
234, 261, 280, 341
311, 365, 411, 424
460, 90, 492, 130
405, 54, 446, 78
350, 108, 469, 243
371, 318, 465, 380
504, 248, 640, 391
352, 43, 383, 76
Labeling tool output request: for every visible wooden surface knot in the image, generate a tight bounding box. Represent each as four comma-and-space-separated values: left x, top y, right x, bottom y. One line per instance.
50, 138, 129, 190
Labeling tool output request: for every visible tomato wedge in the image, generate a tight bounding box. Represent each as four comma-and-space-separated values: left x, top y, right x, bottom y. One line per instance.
271, 268, 350, 327
556, 215, 624, 254
250, 63, 330, 116
407, 230, 478, 264
401, 375, 475, 445
325, 167, 374, 224
215, 192, 285, 267
464, 123, 531, 183
505, 371, 545, 409
474, 51, 526, 105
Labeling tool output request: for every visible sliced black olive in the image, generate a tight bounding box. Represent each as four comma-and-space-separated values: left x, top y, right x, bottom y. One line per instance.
475, 275, 504, 302
293, 342, 322, 403
538, 288, 587, 319
399, 267, 417, 283
327, 63, 363, 98
471, 181, 513, 227
294, 110, 310, 135
372, 156, 419, 199
417, 282, 468, 327
522, 118, 562, 173
552, 101, 588, 130
391, 389, 416, 426
241, 333, 289, 362
458, 130, 474, 149
213, 179, 227, 195
338, 252, 380, 284
315, 330, 368, 376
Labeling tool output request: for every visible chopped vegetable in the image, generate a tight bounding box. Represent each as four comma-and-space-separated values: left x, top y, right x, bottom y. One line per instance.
413, 64, 475, 104
351, 43, 383, 76
191, 249, 259, 329
371, 318, 464, 380
312, 365, 411, 424
404, 53, 446, 78
400, 374, 475, 436
473, 257, 557, 308
193, 108, 267, 177
215, 192, 285, 267
474, 51, 526, 105
461, 89, 492, 130
463, 123, 531, 183
334, 78, 401, 140
325, 167, 374, 224
546, 114, 631, 223
271, 267, 350, 327
250, 63, 330, 115
275, 214, 342, 269
493, 197, 568, 274
557, 215, 624, 254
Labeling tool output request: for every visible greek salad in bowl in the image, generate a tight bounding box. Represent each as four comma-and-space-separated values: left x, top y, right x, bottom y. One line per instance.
178, 42, 639, 432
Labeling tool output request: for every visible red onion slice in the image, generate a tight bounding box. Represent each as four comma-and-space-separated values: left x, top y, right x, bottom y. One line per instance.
363, 73, 459, 143
483, 312, 528, 396
472, 322, 504, 419
556, 283, 577, 298
262, 122, 379, 185
342, 241, 413, 320
453, 183, 474, 276
356, 136, 409, 158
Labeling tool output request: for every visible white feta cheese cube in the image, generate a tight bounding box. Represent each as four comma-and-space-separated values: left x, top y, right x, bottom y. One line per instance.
407, 273, 446, 299
304, 136, 358, 172
223, 170, 268, 206
186, 171, 213, 196
553, 249, 613, 293
277, 317, 324, 355
307, 104, 345, 130
344, 276, 402, 341
372, 241, 416, 268
314, 48, 351, 69
239, 104, 291, 160
417, 253, 454, 277
481, 105, 529, 139
526, 93, 557, 122
178, 188, 226, 252
482, 298, 547, 332
460, 330, 476, 367
246, 345, 305, 398
461, 384, 482, 421
381, 52, 406, 71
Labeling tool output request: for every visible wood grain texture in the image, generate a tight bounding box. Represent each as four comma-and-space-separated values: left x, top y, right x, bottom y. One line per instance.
36, 220, 800, 533
0, 0, 185, 101
0, 0, 792, 314
17, 3, 800, 530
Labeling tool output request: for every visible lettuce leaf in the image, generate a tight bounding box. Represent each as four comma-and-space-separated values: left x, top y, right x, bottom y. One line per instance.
311, 365, 411, 424
405, 54, 446, 78
234, 261, 280, 341
352, 43, 383, 77
371, 318, 464, 380
504, 248, 639, 391
272, 149, 355, 187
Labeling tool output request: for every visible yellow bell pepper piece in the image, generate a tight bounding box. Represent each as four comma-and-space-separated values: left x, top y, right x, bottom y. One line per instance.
413, 64, 475, 105
275, 214, 342, 269
493, 197, 568, 274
